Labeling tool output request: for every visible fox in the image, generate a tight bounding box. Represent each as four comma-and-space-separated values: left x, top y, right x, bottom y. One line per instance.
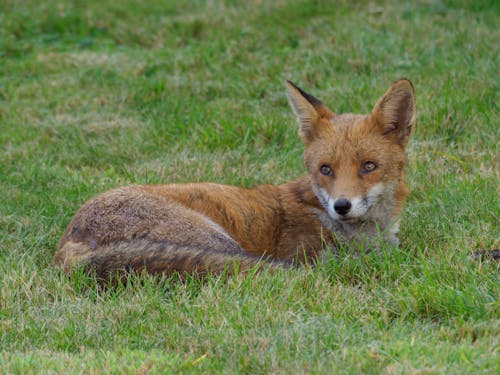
53, 79, 416, 280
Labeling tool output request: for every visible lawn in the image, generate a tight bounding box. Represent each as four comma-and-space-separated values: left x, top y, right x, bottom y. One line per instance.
0, 0, 498, 373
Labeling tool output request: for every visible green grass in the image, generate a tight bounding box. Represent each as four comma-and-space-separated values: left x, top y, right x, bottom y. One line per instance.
1, 0, 499, 373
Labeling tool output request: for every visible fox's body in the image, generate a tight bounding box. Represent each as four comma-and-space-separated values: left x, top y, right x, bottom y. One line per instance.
54, 79, 416, 279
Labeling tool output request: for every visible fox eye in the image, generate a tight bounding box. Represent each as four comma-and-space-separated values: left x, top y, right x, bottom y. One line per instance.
361, 161, 377, 173
320, 165, 333, 176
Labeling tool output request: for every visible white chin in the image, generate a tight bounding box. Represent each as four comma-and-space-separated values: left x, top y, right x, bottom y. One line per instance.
335, 215, 361, 224
326, 207, 340, 221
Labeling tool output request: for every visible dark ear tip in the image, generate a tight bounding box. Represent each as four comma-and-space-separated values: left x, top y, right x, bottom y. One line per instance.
285, 81, 323, 107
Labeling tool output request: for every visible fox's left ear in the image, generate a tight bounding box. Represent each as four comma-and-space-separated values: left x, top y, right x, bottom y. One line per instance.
285, 80, 334, 143
372, 79, 416, 147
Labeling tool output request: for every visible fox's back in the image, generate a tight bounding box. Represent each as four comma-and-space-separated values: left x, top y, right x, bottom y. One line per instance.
138, 183, 285, 255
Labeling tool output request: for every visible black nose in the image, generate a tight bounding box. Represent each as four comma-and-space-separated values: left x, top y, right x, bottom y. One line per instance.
334, 198, 351, 215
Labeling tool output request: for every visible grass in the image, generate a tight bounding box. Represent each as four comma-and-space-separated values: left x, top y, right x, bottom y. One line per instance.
0, 0, 499, 373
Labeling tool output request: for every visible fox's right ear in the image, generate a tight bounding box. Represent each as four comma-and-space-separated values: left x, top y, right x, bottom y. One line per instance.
372, 79, 416, 147
285, 81, 333, 143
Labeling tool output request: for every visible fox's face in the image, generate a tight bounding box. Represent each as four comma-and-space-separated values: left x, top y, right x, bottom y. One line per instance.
286, 80, 416, 226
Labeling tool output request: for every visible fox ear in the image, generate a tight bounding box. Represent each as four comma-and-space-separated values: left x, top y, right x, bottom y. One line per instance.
285, 80, 333, 143
372, 79, 416, 147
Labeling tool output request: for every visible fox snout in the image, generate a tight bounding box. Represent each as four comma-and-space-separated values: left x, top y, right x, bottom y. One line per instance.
329, 194, 370, 222
333, 198, 352, 215
332, 196, 363, 220
317, 183, 387, 223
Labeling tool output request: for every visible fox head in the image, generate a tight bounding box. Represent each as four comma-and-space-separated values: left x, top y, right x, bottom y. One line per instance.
286, 79, 415, 229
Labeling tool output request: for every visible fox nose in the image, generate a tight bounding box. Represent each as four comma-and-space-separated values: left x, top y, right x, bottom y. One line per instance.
334, 198, 352, 215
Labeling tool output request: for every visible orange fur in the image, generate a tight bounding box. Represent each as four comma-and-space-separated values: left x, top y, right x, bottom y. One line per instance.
54, 79, 416, 280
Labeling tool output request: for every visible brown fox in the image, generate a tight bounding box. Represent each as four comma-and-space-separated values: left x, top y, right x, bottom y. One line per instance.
54, 79, 416, 280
